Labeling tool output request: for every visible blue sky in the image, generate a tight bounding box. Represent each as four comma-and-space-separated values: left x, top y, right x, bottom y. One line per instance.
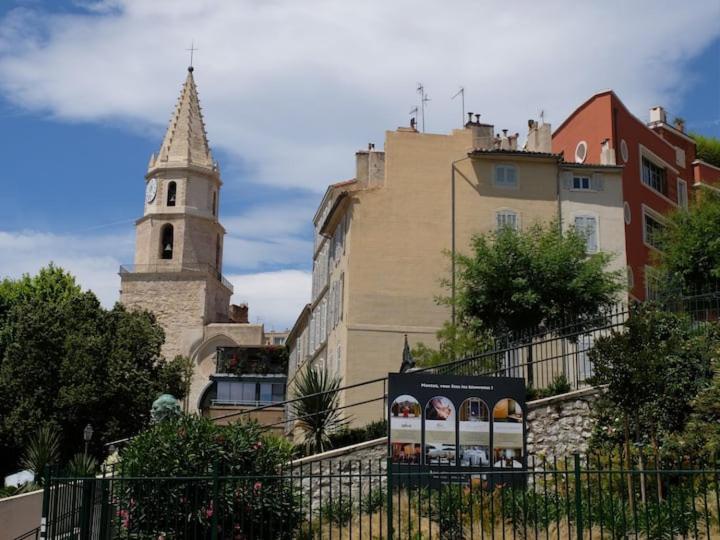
0, 0, 719, 329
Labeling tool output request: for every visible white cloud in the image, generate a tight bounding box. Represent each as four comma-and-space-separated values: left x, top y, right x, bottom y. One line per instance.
0, 0, 717, 192
0, 230, 133, 307
222, 200, 315, 270
228, 269, 311, 331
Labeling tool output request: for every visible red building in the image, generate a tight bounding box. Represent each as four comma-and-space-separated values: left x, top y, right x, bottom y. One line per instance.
553, 90, 720, 299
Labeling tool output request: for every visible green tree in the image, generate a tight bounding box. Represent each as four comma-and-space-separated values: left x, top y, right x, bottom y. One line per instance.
0, 265, 185, 476
691, 132, 720, 168
454, 221, 622, 337
589, 304, 718, 452
658, 191, 720, 294
413, 221, 622, 367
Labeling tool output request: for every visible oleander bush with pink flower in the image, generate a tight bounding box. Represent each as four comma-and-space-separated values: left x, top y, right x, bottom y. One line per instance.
116, 415, 301, 539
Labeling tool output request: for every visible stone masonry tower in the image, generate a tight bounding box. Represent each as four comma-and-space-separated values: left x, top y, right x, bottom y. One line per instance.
120, 67, 233, 361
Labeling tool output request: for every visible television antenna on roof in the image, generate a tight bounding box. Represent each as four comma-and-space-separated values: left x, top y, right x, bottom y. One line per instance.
417, 83, 430, 132
452, 87, 465, 126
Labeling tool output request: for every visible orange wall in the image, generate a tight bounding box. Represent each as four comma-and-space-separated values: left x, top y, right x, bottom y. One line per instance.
553, 92, 697, 300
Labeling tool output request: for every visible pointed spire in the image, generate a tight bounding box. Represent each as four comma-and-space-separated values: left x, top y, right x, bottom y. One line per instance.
153, 67, 215, 171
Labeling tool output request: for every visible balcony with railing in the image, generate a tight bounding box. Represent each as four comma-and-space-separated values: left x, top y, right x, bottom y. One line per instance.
215, 345, 288, 376
119, 263, 234, 292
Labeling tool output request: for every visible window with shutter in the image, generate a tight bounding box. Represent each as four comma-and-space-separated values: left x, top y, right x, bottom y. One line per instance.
574, 215, 598, 253
496, 210, 518, 231
677, 179, 688, 209
643, 208, 666, 250
494, 165, 518, 188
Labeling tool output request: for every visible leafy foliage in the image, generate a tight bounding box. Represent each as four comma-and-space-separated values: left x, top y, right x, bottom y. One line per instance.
65, 453, 98, 477
21, 425, 61, 482
589, 304, 718, 450
119, 415, 301, 539
291, 366, 346, 453
454, 221, 622, 337
0, 265, 185, 476
217, 346, 289, 375
691, 132, 720, 168
658, 191, 720, 294
412, 321, 494, 367
667, 352, 720, 459
416, 221, 622, 366
318, 497, 354, 525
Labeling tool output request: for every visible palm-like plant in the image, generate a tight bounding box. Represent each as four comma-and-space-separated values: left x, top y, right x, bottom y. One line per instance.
66, 453, 98, 477
22, 425, 61, 482
291, 367, 346, 453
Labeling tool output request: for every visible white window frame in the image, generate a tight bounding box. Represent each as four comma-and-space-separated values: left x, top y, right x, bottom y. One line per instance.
573, 213, 599, 254
677, 178, 688, 209
638, 145, 678, 206
495, 208, 520, 231
572, 175, 591, 191
575, 141, 588, 164
493, 164, 518, 189
645, 266, 661, 301
641, 204, 668, 252
620, 139, 629, 163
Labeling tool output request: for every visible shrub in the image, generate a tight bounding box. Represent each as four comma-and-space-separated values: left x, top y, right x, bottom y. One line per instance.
318, 497, 354, 525
118, 415, 302, 539
65, 453, 97, 477
360, 487, 386, 514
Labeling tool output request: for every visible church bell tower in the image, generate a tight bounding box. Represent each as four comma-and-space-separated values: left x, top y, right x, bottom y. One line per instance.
120, 66, 233, 360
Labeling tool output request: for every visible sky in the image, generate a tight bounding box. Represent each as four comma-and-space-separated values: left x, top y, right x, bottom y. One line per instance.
0, 0, 719, 330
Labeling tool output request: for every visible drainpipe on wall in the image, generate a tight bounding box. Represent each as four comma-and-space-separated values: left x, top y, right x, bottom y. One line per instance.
556, 156, 563, 232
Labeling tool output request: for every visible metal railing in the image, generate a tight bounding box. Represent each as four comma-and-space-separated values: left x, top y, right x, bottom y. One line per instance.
41, 453, 720, 539
119, 263, 234, 292
237, 290, 720, 432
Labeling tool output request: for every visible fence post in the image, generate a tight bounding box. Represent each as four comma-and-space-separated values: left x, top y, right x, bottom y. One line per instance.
386, 458, 393, 540
211, 463, 219, 540
39, 466, 51, 540
98, 467, 110, 540
79, 477, 93, 540
574, 453, 583, 540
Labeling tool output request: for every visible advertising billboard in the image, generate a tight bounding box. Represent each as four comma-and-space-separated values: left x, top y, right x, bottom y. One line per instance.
387, 373, 526, 477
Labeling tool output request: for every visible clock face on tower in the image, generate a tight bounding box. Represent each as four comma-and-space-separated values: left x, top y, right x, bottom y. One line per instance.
145, 178, 158, 204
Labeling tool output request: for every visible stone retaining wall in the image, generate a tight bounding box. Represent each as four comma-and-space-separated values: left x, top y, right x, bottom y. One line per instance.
291, 386, 602, 508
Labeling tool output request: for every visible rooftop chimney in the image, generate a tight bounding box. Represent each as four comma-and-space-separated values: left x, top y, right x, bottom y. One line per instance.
649, 106, 667, 124
600, 138, 616, 165
465, 112, 474, 127
525, 119, 552, 153
673, 117, 685, 133
230, 303, 249, 324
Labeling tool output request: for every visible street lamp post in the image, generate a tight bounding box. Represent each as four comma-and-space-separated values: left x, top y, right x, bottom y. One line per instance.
83, 424, 93, 457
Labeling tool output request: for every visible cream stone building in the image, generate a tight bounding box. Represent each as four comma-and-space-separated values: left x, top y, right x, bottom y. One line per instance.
286, 116, 626, 429
119, 68, 285, 420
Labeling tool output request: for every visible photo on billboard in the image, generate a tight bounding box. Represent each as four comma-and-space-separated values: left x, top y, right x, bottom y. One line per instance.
424, 396, 456, 465
458, 398, 490, 467
492, 398, 524, 468
389, 394, 422, 464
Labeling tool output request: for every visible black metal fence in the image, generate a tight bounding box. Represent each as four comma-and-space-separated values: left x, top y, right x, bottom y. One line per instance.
216, 290, 720, 435
40, 453, 720, 539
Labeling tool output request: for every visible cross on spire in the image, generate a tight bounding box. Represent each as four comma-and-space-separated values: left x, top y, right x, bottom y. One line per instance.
186, 42, 198, 70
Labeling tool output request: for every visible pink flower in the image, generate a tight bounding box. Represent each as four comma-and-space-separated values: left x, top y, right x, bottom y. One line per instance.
252, 441, 263, 450
118, 509, 130, 528
253, 481, 262, 491
205, 502, 214, 518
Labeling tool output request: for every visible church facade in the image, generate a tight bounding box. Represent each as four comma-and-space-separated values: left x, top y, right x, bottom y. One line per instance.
119, 67, 281, 416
